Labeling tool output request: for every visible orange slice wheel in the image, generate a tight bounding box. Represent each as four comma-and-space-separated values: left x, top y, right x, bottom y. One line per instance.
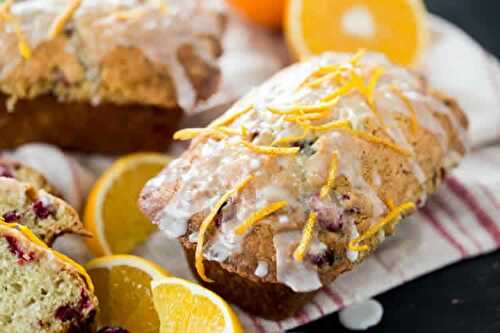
286, 0, 429, 66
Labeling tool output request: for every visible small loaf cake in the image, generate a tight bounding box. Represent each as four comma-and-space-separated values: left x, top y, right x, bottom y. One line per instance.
0, 177, 87, 245
140, 52, 468, 320
0, 222, 97, 333
0, 158, 55, 194
0, 0, 224, 153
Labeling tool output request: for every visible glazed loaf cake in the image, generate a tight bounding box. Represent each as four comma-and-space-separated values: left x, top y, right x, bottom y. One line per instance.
0, 0, 224, 153
0, 177, 87, 245
140, 52, 468, 320
0, 222, 97, 333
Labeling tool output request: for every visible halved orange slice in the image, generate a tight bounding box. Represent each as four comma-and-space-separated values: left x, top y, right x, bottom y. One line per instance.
286, 0, 429, 66
84, 153, 170, 256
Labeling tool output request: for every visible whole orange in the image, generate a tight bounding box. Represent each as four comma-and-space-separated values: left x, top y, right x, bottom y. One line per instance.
226, 0, 286, 29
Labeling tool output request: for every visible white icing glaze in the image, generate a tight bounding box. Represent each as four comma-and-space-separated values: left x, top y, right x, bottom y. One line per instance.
346, 223, 360, 263
145, 173, 167, 190
339, 299, 383, 331
188, 231, 199, 243
254, 260, 268, 278
273, 231, 322, 292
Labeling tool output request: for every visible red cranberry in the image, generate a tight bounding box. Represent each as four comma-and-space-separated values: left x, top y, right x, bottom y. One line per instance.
341, 194, 351, 201
55, 305, 80, 322
309, 249, 335, 268
214, 211, 223, 228
0, 165, 14, 178
4, 235, 36, 264
32, 200, 54, 219
307, 196, 343, 232
3, 210, 21, 222
97, 327, 130, 333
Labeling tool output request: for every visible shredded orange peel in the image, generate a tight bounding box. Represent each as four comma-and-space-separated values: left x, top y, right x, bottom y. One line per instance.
240, 140, 300, 156
366, 67, 385, 104
48, 0, 81, 39
173, 127, 227, 141
0, 220, 94, 292
348, 202, 415, 252
391, 85, 419, 135
341, 128, 412, 156
272, 131, 309, 146
211, 105, 254, 128
195, 175, 254, 283
0, 0, 31, 59
320, 153, 339, 198
350, 49, 367, 65
299, 119, 352, 133
234, 201, 288, 236
285, 111, 330, 122
293, 211, 318, 262
320, 82, 356, 103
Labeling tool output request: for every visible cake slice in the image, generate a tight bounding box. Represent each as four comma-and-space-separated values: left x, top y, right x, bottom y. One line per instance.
0, 177, 88, 245
0, 158, 56, 194
0, 222, 98, 332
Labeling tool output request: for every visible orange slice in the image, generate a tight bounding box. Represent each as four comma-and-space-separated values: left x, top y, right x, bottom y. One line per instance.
226, 0, 286, 29
151, 277, 244, 333
84, 153, 170, 256
86, 255, 170, 333
285, 0, 429, 66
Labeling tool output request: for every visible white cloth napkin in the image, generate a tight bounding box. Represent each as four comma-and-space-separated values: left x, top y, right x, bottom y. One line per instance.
6, 15, 500, 333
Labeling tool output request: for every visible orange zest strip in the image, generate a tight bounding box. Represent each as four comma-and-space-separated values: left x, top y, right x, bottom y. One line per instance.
0, 0, 31, 59
173, 128, 227, 141
0, 220, 94, 292
384, 198, 396, 210
349, 49, 366, 65
320, 153, 338, 198
293, 211, 318, 262
348, 202, 415, 252
305, 71, 339, 88
320, 82, 355, 102
240, 140, 300, 156
299, 119, 352, 132
234, 201, 288, 236
195, 175, 254, 283
217, 126, 241, 136
272, 131, 308, 146
285, 110, 330, 122
366, 67, 385, 104
307, 64, 340, 79
48, 0, 81, 39
211, 105, 254, 128
391, 85, 419, 135
240, 125, 249, 138
341, 128, 412, 156
273, 98, 340, 114
267, 107, 300, 116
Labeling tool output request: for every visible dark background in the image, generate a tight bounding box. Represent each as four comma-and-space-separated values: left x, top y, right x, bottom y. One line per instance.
293, 1, 500, 332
